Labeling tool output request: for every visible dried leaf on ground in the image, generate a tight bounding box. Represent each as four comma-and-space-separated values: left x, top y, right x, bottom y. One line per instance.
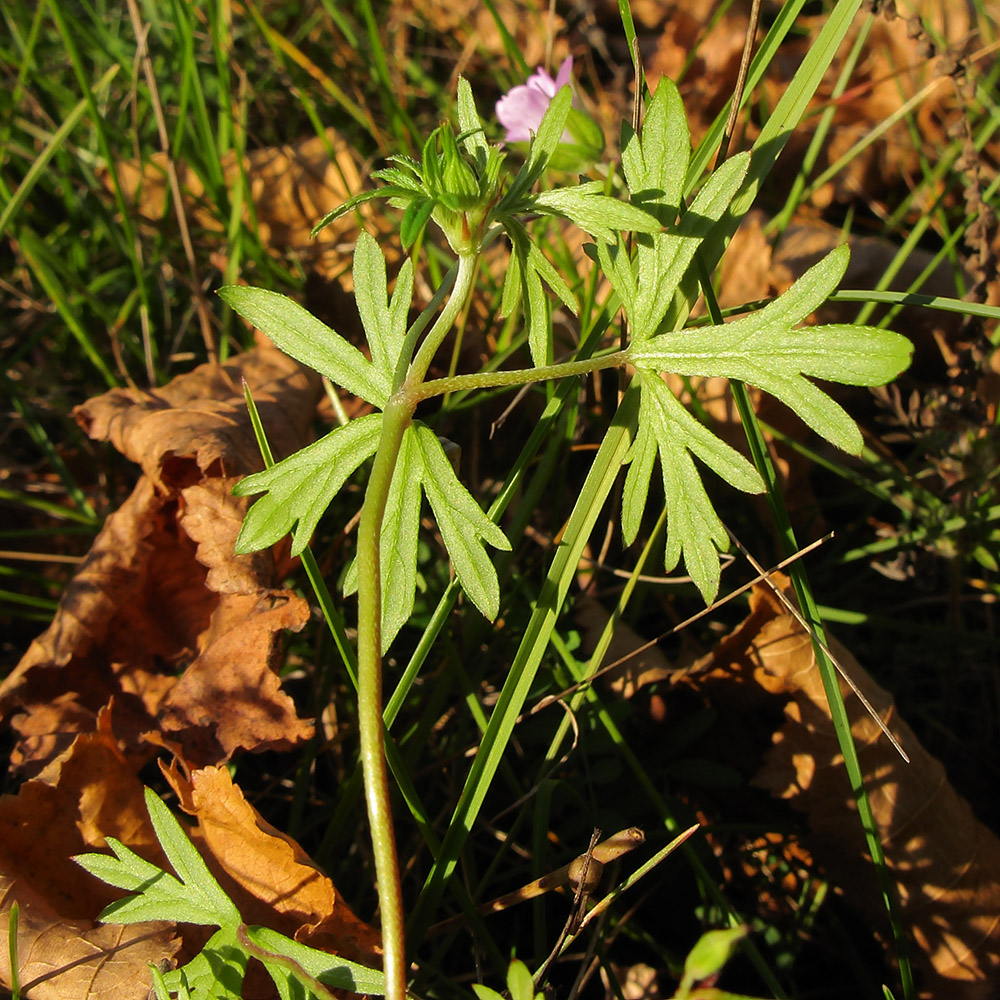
390, 0, 567, 77
674, 577, 1000, 996
163, 762, 382, 968
0, 707, 179, 1000
638, 0, 985, 213
0, 345, 321, 773
112, 130, 369, 281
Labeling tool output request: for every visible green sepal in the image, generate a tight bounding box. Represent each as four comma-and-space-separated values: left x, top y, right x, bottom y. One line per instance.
401, 197, 435, 249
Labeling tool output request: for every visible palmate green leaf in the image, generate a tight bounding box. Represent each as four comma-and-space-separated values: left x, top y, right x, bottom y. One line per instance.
500, 217, 577, 365
354, 230, 414, 386
628, 245, 913, 453
414, 423, 511, 621
218, 286, 389, 407
233, 414, 382, 556
162, 928, 248, 1000
532, 183, 660, 243
594, 239, 637, 317
77, 787, 386, 1000
623, 370, 764, 602
630, 151, 750, 343
344, 422, 510, 648
343, 423, 422, 651
74, 788, 240, 929
620, 77, 689, 225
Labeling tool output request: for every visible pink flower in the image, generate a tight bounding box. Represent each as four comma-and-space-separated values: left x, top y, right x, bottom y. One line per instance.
496, 56, 574, 143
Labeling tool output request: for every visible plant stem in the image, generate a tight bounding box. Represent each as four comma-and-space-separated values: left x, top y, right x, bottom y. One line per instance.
354, 250, 478, 1000
413, 349, 628, 402
356, 397, 409, 1000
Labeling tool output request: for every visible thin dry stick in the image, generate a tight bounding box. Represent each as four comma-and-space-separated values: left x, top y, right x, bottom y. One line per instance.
726, 528, 910, 763
714, 0, 762, 170
533, 828, 603, 984
126, 0, 217, 365
426, 828, 645, 937
523, 533, 833, 718
548, 823, 701, 994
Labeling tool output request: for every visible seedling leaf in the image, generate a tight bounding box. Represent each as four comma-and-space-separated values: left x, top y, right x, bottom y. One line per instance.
74, 788, 239, 929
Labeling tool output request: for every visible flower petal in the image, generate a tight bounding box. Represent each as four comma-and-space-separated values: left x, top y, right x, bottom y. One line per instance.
525, 66, 558, 98
552, 56, 573, 91
496, 83, 554, 142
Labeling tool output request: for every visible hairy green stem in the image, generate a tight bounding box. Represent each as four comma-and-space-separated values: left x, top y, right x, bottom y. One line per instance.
355, 250, 478, 1000
414, 349, 628, 402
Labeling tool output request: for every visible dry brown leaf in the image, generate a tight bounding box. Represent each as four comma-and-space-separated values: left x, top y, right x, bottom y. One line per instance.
390, 0, 568, 76
163, 762, 382, 969
675, 577, 1000, 997
574, 595, 682, 700
0, 707, 179, 1000
113, 130, 368, 281
1, 344, 321, 773
159, 591, 313, 762
600, 961, 661, 1000
639, 0, 985, 214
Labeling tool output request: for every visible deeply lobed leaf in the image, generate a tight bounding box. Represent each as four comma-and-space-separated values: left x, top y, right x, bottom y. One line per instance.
233, 415, 383, 556
219, 286, 389, 407
74, 788, 240, 930
343, 422, 511, 650
628, 245, 913, 454
354, 232, 414, 386
622, 371, 764, 602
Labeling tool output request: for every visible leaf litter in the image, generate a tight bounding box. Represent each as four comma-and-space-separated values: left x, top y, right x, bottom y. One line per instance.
0, 339, 384, 997
669, 576, 1000, 994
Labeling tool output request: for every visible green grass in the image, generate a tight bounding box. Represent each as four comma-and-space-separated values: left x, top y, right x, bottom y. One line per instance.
3, 1, 999, 998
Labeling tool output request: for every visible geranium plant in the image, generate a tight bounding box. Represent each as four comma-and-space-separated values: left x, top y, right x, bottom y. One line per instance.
81, 65, 911, 1000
